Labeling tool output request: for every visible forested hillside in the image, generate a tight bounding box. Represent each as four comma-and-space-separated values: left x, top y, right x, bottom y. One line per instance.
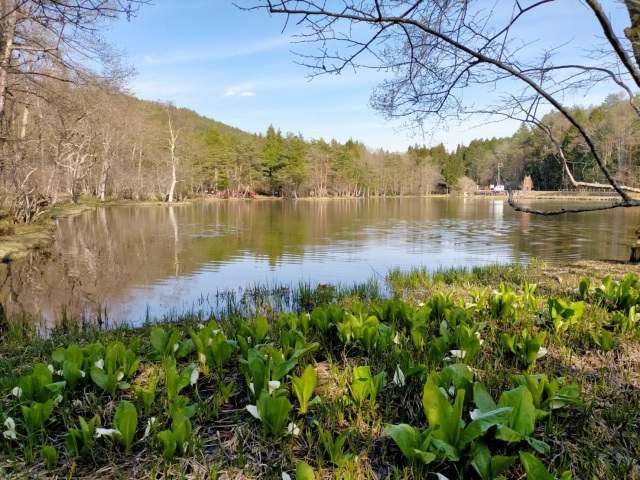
458, 94, 640, 192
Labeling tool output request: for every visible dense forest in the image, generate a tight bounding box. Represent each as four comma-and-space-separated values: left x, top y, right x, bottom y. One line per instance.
1, 2, 639, 224
4, 79, 638, 221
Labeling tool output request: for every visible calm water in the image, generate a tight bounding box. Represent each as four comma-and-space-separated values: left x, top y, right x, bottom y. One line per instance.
1, 197, 638, 323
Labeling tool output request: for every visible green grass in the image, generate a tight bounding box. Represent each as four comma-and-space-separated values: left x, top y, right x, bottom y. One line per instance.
0, 263, 639, 479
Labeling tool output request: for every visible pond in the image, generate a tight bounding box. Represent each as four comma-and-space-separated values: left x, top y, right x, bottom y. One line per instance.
1, 197, 637, 323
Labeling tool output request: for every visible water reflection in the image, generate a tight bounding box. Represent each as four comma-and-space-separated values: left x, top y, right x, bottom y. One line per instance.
0, 198, 637, 323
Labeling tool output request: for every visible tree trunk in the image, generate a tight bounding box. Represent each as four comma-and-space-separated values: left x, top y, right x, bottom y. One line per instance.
0, 7, 17, 138
99, 160, 110, 201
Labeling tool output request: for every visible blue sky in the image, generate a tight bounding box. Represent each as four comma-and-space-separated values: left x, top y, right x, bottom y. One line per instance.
103, 1, 633, 152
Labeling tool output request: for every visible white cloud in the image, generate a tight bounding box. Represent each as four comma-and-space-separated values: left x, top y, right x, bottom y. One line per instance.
224, 89, 256, 97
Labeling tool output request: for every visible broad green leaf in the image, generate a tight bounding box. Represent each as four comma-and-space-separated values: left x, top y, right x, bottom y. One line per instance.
385, 424, 436, 464
458, 406, 513, 447
272, 356, 299, 381
431, 438, 460, 462
157, 430, 177, 461
113, 400, 138, 453
150, 327, 167, 355
473, 382, 498, 413
291, 364, 317, 414
519, 451, 554, 480
422, 378, 464, 446
296, 460, 316, 480
256, 390, 291, 437
499, 385, 536, 437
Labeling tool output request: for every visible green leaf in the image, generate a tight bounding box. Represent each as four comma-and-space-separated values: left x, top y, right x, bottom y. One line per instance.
113, 400, 138, 453
291, 364, 317, 414
157, 430, 178, 461
41, 445, 57, 471
473, 382, 498, 413
519, 451, 555, 480
272, 356, 299, 381
422, 378, 463, 446
90, 366, 116, 396
295, 461, 316, 480
470, 441, 492, 480
351, 366, 373, 402
256, 390, 291, 437
150, 328, 167, 355
526, 436, 551, 454
385, 424, 436, 465
499, 385, 536, 437
458, 406, 514, 447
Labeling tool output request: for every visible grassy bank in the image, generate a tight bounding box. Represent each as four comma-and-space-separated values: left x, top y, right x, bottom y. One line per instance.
1, 262, 639, 479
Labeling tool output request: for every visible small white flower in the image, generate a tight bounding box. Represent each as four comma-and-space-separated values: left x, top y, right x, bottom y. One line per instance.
268, 381, 280, 394
94, 359, 104, 369
4, 417, 16, 436
418, 302, 425, 307
448, 386, 456, 396
197, 323, 205, 330
182, 441, 189, 453
72, 399, 83, 407
54, 394, 63, 404
172, 343, 179, 352
95, 427, 120, 438
249, 382, 255, 394
116, 372, 125, 382
190, 368, 199, 386
536, 347, 548, 360
208, 338, 213, 346
286, 422, 300, 436
393, 332, 400, 345
212, 329, 220, 335
450, 349, 466, 359
11, 386, 22, 398
48, 364, 54, 373
282, 473, 292, 480
469, 409, 482, 420
55, 370, 63, 376
199, 352, 206, 364
143, 417, 156, 439
80, 370, 86, 378
246, 404, 261, 420
393, 365, 406, 387
247, 336, 252, 344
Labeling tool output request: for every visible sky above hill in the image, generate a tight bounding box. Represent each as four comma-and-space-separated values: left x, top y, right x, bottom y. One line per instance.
103, 1, 633, 152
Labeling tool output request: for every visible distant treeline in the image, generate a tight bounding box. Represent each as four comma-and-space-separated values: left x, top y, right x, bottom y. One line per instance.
2, 78, 638, 223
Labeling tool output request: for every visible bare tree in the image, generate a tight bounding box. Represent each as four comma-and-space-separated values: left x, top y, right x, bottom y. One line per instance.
164, 102, 180, 203
243, 0, 640, 214
0, 0, 148, 134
